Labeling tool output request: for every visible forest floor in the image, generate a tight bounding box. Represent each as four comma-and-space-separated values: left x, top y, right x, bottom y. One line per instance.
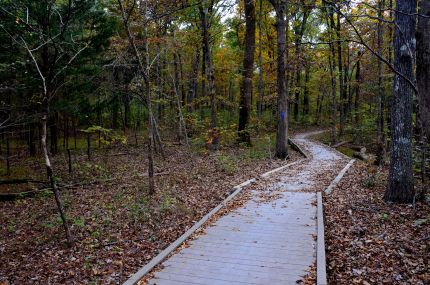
1, 130, 429, 285
0, 136, 301, 285
323, 159, 429, 284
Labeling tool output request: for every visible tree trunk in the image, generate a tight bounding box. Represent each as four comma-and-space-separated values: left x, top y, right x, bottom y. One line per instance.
50, 115, 58, 155
294, 71, 300, 122
118, 0, 155, 194
270, 0, 289, 159
375, 0, 386, 166
293, 9, 309, 123
42, 104, 73, 246
416, 0, 430, 200
238, 0, 256, 144
336, 12, 345, 137
257, 0, 264, 117
328, 10, 337, 145
385, 0, 416, 203
355, 51, 361, 124
188, 49, 200, 112
199, 4, 218, 147
417, 0, 430, 139
302, 66, 310, 120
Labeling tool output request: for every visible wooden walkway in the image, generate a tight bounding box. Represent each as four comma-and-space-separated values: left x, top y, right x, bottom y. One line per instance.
147, 132, 345, 285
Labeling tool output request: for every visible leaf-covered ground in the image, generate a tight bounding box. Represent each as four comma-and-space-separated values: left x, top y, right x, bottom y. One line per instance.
325, 162, 429, 285
0, 141, 301, 285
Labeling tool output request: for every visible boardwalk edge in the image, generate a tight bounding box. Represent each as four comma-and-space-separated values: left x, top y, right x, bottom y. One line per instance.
318, 159, 355, 285
288, 138, 309, 158
317, 192, 327, 285
324, 159, 355, 195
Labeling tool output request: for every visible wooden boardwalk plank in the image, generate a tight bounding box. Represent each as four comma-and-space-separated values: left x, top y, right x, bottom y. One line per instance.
162, 256, 308, 276
156, 265, 300, 284
189, 239, 316, 254
142, 133, 348, 285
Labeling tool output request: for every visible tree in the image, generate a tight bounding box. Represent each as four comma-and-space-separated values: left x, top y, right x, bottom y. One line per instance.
416, 0, 430, 198
199, 1, 218, 148
375, 0, 386, 166
385, 0, 416, 203
269, 0, 289, 159
416, 0, 430, 139
1, 0, 114, 245
256, 0, 264, 117
292, 5, 310, 123
238, 0, 256, 144
117, 0, 155, 194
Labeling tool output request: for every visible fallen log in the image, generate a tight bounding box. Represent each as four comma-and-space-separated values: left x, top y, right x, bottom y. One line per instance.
0, 179, 47, 185
0, 172, 170, 200
349, 145, 366, 152
332, 140, 353, 148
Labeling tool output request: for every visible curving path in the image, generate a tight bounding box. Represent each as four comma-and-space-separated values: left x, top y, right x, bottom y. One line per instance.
145, 131, 348, 285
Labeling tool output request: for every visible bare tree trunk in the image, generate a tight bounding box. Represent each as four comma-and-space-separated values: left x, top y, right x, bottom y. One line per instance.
269, 0, 289, 159
386, 0, 393, 134
199, 3, 218, 147
385, 0, 416, 203
293, 9, 309, 123
416, 0, 430, 200
294, 71, 300, 122
375, 0, 386, 166
336, 12, 345, 137
118, 0, 155, 194
327, 10, 337, 145
172, 75, 189, 146
42, 110, 73, 246
257, 0, 264, 117
188, 49, 200, 112
417, 0, 430, 139
302, 66, 310, 120
173, 48, 182, 142
151, 115, 165, 159
238, 0, 256, 144
355, 51, 361, 124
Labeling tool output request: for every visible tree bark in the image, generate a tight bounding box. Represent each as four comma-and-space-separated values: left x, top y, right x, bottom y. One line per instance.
269, 0, 289, 159
199, 3, 218, 147
42, 107, 73, 246
302, 66, 310, 119
375, 0, 386, 166
293, 9, 309, 123
327, 9, 337, 145
257, 0, 264, 117
118, 0, 155, 194
336, 12, 345, 137
385, 0, 416, 203
355, 52, 361, 125
188, 49, 200, 112
238, 0, 256, 144
417, 0, 430, 139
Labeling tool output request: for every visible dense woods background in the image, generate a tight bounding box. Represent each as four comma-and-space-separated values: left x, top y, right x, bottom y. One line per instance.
0, 0, 429, 283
